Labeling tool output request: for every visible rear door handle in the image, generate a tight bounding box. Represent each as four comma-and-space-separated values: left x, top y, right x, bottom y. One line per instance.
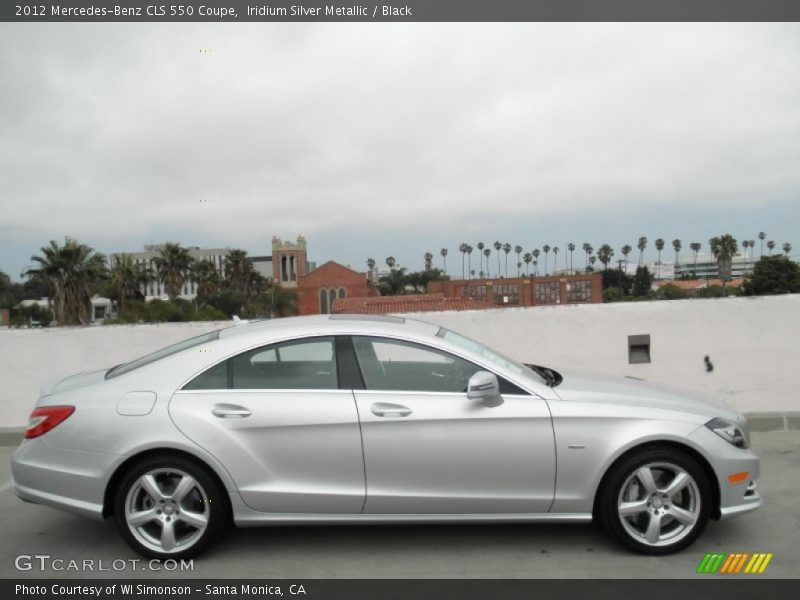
371, 402, 412, 418
212, 403, 252, 418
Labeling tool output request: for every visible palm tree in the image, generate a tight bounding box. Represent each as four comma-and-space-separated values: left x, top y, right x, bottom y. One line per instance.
458, 243, 467, 279
637, 237, 648, 267
224, 249, 257, 298
502, 243, 512, 277
741, 241, 750, 276
108, 253, 151, 311
589, 256, 597, 270
597, 244, 614, 270
190, 259, 220, 299
567, 243, 576, 273
493, 241, 502, 277
758, 232, 766, 257
689, 242, 702, 278
424, 252, 434, 271
532, 249, 541, 275
621, 244, 632, 273
552, 246, 559, 273
385, 256, 396, 271
672, 239, 682, 272
523, 252, 532, 275
439, 249, 447, 275
483, 247, 491, 276
542, 244, 551, 276
466, 245, 474, 279
366, 258, 376, 279
476, 242, 485, 276
27, 238, 107, 325
582, 243, 594, 271
514, 245, 523, 276
152, 243, 194, 300
783, 242, 792, 256
654, 238, 665, 279
709, 234, 738, 293
767, 240, 775, 255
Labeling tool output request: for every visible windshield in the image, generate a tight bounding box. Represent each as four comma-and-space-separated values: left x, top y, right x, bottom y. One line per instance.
436, 328, 546, 384
106, 329, 223, 379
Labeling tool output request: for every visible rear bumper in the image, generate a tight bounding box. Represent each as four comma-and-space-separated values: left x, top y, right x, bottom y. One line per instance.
11, 438, 116, 521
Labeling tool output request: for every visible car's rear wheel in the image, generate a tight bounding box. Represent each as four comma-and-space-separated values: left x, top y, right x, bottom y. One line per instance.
599, 447, 711, 555
113, 455, 228, 559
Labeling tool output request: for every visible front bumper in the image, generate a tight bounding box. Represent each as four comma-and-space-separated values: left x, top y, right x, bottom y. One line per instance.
688, 425, 762, 520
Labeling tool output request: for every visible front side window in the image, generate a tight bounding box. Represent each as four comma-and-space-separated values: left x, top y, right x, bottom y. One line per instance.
352, 336, 528, 395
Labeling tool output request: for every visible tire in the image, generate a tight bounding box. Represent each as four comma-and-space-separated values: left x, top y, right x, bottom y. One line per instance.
598, 447, 711, 555
113, 455, 229, 559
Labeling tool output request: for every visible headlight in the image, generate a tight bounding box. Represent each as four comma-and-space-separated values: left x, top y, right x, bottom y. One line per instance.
705, 417, 748, 449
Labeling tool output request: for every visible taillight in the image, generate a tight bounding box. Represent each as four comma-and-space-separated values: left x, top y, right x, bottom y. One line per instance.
25, 405, 75, 439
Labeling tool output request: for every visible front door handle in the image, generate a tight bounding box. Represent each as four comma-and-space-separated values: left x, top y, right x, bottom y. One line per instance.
212, 403, 252, 418
371, 402, 412, 418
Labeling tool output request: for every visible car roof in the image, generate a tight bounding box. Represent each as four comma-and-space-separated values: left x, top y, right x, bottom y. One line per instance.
217, 314, 442, 342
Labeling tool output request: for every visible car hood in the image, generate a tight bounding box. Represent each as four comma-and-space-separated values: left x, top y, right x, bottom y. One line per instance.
551, 368, 739, 421
40, 369, 108, 397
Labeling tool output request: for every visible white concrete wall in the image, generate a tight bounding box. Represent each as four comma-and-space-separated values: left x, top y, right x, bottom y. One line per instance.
404, 295, 800, 416
0, 296, 798, 427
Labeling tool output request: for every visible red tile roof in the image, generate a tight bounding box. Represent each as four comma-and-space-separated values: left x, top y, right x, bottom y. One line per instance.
331, 293, 492, 314
654, 278, 745, 290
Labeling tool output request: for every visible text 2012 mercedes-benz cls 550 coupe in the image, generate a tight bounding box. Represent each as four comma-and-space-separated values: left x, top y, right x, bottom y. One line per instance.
11, 315, 761, 558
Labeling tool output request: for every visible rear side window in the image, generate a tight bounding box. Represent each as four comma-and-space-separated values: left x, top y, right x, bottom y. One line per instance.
183, 337, 339, 390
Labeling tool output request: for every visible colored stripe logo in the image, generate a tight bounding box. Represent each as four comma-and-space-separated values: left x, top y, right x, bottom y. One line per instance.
697, 553, 773, 574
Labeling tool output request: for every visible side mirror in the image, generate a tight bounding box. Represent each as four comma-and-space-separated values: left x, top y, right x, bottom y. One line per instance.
467, 371, 504, 407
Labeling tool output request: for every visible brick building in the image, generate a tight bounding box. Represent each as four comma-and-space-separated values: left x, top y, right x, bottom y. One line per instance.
296, 261, 378, 315
331, 293, 491, 315
426, 273, 603, 307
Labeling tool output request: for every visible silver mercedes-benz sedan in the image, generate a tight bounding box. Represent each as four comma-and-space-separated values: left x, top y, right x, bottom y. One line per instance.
11, 315, 761, 558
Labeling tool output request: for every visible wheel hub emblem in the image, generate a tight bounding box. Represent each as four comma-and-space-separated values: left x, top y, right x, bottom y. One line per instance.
163, 504, 175, 515
652, 497, 664, 509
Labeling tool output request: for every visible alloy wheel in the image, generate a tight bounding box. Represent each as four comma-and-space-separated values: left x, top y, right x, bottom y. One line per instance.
124, 468, 210, 554
616, 461, 701, 547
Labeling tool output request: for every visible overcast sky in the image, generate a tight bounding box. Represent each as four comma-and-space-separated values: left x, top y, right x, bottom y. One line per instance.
1, 22, 798, 279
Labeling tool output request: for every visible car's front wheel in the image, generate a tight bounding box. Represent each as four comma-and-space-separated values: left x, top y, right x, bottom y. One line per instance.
114, 455, 228, 559
599, 447, 711, 554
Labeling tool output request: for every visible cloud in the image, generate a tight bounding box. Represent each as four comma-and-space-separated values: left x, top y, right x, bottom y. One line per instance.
0, 22, 798, 255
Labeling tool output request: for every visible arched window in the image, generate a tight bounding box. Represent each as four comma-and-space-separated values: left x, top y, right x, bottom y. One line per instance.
281, 255, 288, 281
328, 289, 337, 309
338, 288, 346, 299
319, 289, 329, 314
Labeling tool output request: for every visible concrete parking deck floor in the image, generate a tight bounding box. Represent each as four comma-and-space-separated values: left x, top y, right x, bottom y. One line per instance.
1, 431, 798, 579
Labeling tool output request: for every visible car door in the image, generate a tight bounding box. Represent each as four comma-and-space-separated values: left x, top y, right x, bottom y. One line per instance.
350, 336, 555, 514
170, 336, 365, 514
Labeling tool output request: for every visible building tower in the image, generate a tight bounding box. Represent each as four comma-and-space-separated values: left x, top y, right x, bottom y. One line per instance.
272, 235, 308, 288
